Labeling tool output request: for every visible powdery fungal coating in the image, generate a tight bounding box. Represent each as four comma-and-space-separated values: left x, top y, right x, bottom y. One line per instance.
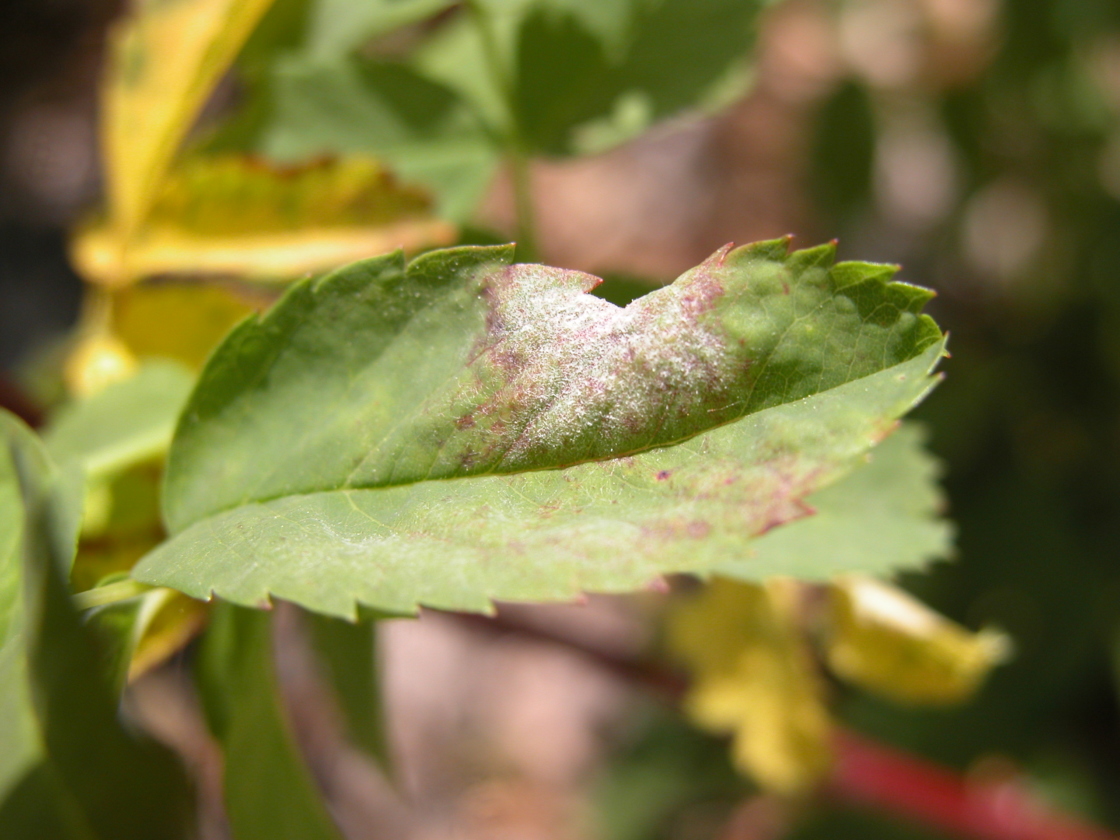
425, 239, 936, 479
451, 246, 744, 472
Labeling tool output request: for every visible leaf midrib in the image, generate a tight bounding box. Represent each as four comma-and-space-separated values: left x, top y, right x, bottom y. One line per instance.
177, 349, 931, 530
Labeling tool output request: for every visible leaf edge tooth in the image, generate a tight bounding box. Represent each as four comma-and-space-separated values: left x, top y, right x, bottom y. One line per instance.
785, 241, 837, 273
726, 235, 794, 265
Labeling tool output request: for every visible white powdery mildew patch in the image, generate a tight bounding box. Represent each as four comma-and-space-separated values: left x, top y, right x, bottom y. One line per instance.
473, 248, 746, 468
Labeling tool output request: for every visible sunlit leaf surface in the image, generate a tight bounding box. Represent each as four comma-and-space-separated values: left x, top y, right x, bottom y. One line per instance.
135, 239, 944, 617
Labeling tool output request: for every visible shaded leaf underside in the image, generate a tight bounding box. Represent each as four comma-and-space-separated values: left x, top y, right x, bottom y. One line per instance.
136, 240, 944, 618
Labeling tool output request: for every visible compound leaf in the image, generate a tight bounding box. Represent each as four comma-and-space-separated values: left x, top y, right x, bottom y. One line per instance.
135, 240, 944, 618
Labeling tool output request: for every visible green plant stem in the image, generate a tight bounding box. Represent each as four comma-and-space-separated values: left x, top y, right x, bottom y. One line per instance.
465, 0, 539, 261
73, 579, 154, 610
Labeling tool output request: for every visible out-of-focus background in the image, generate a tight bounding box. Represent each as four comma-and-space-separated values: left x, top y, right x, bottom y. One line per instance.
4, 0, 1120, 837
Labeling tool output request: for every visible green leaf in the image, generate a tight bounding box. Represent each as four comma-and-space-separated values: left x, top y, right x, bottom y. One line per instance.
513, 7, 616, 155
43, 360, 195, 483
0, 411, 193, 838
305, 612, 390, 768
303, 0, 455, 58
260, 56, 500, 220
714, 423, 954, 582
0, 429, 38, 810
513, 0, 765, 156
135, 240, 943, 617
196, 604, 343, 840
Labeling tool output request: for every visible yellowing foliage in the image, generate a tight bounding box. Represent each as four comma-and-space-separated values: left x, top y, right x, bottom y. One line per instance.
824, 575, 1010, 705
668, 578, 833, 795
64, 332, 139, 397
75, 156, 457, 286
669, 574, 1009, 794
101, 0, 276, 244
111, 283, 256, 370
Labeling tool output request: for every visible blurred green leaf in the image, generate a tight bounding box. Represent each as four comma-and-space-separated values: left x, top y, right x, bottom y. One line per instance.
0, 411, 193, 838
197, 604, 343, 840
0, 422, 38, 813
305, 612, 390, 769
514, 7, 616, 155
44, 361, 194, 483
512, 0, 764, 156
303, 0, 456, 57
810, 81, 876, 226
594, 708, 743, 840
261, 56, 500, 219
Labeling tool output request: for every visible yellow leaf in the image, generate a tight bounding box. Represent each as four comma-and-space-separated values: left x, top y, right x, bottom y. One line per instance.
101, 0, 276, 245
64, 331, 139, 397
668, 578, 833, 795
824, 575, 1011, 705
112, 282, 257, 370
74, 155, 458, 285
128, 590, 208, 681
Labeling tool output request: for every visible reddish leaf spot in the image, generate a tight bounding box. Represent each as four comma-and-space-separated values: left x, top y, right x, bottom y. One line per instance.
657, 470, 671, 481
687, 521, 710, 539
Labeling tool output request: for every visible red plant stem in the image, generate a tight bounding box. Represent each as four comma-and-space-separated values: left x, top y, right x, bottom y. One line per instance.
825, 728, 1116, 840
454, 609, 1119, 840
